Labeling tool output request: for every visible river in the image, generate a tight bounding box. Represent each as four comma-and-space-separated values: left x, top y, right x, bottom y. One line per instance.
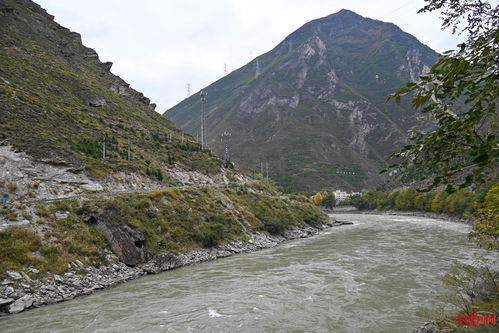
0, 214, 494, 332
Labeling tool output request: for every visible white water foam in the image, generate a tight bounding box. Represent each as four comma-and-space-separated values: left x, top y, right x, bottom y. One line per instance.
208, 309, 222, 318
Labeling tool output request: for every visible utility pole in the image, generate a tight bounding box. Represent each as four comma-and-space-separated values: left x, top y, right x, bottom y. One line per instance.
221, 130, 231, 165
200, 91, 208, 150
102, 136, 106, 160
266, 161, 269, 179
127, 138, 130, 161
181, 132, 184, 144
260, 161, 263, 176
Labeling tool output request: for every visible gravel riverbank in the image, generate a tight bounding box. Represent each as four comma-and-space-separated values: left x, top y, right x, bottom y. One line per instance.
0, 219, 351, 316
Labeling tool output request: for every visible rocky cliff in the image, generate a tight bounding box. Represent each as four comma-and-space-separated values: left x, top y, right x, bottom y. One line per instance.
165, 9, 439, 192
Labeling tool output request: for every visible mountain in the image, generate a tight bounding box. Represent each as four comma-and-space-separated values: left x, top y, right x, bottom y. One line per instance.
0, 0, 230, 200
165, 9, 439, 192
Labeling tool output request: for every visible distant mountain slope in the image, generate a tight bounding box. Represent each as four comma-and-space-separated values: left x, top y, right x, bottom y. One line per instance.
0, 0, 224, 198
165, 9, 439, 192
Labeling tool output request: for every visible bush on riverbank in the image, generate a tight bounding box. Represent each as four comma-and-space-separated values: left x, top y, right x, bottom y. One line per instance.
346, 185, 498, 248
346, 188, 483, 217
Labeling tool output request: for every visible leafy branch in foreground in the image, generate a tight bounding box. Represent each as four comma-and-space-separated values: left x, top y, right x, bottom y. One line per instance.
384, 0, 498, 191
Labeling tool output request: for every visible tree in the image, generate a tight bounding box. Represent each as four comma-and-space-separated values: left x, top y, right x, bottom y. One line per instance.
311, 192, 324, 206
322, 191, 336, 209
385, 0, 498, 192
469, 185, 499, 250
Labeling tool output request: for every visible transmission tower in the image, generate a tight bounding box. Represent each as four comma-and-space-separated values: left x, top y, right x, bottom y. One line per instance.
224, 63, 228, 75
200, 91, 208, 150
221, 130, 231, 165
187, 83, 191, 96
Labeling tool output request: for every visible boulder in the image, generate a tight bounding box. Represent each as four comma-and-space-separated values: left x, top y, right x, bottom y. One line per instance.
142, 253, 182, 273
81, 182, 103, 192
3, 286, 14, 296
6, 271, 22, 281
86, 96, 107, 107
0, 297, 14, 306
8, 294, 34, 314
412, 322, 439, 333
55, 211, 69, 220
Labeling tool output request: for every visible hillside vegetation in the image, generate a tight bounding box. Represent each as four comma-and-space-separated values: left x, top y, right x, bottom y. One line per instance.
346, 185, 499, 249
0, 182, 327, 278
0, 0, 221, 180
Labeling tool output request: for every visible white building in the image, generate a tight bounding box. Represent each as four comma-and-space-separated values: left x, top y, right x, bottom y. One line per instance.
334, 190, 349, 202
334, 190, 361, 203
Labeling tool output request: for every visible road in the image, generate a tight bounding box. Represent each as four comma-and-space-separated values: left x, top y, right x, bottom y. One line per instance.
23, 181, 247, 205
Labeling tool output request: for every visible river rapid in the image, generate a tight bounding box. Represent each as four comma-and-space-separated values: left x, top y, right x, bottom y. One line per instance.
1, 214, 494, 333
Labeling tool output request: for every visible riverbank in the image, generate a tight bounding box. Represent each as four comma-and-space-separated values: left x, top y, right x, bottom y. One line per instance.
333, 207, 474, 224
0, 219, 351, 316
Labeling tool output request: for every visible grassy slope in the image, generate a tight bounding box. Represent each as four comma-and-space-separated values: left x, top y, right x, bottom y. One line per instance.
0, 182, 327, 277
0, 0, 221, 180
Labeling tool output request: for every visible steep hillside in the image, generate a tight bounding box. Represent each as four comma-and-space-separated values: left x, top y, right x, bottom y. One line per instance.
0, 0, 226, 202
165, 9, 439, 192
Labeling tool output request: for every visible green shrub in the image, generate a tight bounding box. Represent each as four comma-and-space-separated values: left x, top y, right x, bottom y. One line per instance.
301, 207, 324, 226
262, 220, 286, 235
195, 223, 226, 247
0, 228, 42, 276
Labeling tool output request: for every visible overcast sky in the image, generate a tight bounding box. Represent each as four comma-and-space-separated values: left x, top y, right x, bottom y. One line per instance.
34, 0, 464, 113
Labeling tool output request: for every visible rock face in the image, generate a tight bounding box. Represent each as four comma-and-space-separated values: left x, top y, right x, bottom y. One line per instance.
165, 9, 439, 192
0, 145, 102, 203
94, 222, 152, 266
80, 205, 152, 266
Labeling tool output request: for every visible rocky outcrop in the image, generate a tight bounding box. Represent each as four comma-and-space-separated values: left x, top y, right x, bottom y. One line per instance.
86, 95, 107, 107
0, 145, 102, 204
93, 221, 152, 266
79, 204, 152, 266
412, 322, 443, 333
0, 219, 351, 316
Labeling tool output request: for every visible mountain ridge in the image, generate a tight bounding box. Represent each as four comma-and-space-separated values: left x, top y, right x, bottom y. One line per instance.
165, 9, 439, 192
